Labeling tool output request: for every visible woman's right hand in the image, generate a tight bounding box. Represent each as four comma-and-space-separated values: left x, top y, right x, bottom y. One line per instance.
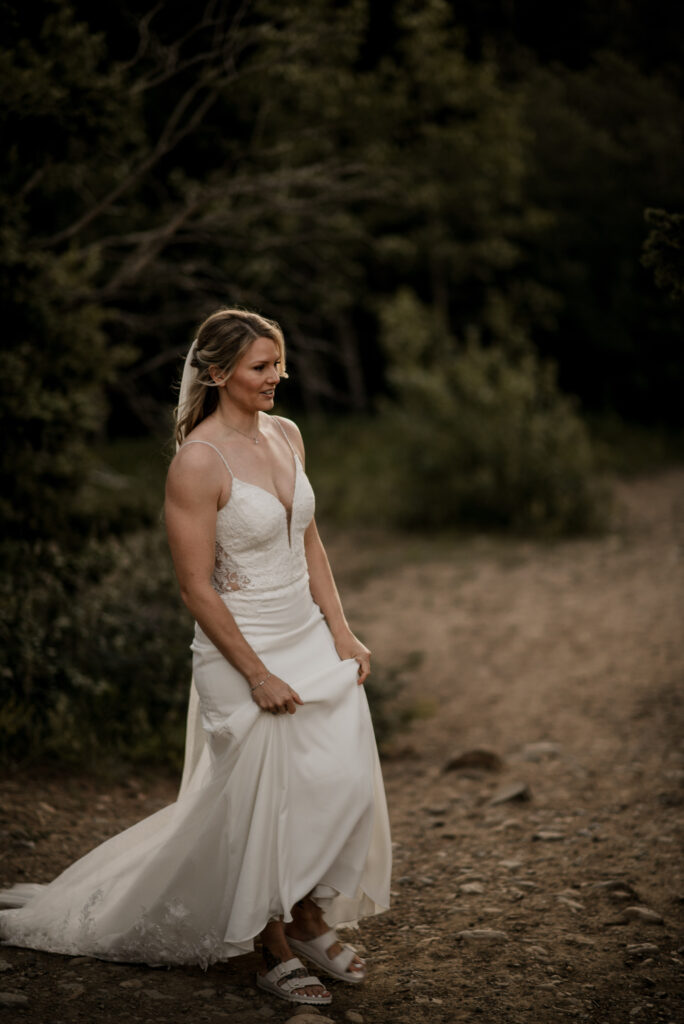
249, 673, 304, 715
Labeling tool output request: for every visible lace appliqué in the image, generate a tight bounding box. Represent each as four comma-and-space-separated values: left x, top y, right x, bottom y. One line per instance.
0, 891, 232, 970
104, 897, 229, 969
211, 541, 252, 593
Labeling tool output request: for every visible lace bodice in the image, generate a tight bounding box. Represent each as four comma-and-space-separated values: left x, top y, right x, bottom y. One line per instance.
182, 424, 315, 596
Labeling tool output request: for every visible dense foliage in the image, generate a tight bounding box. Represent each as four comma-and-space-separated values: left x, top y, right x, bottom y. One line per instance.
1, 0, 682, 765
2, 0, 682, 531
375, 291, 605, 532
0, 534, 191, 767
642, 209, 684, 303
0, 5, 138, 540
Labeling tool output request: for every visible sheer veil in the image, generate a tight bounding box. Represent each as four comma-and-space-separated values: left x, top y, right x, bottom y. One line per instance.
176, 339, 209, 797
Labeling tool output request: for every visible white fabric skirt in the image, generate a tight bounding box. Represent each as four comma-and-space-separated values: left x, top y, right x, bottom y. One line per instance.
0, 579, 391, 967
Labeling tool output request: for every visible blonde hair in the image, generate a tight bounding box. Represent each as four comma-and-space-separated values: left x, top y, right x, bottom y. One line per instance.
175, 308, 287, 445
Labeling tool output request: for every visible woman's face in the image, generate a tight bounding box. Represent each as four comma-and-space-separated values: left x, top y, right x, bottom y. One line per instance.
218, 336, 282, 412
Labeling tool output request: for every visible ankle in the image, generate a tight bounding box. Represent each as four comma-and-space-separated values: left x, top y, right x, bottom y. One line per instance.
262, 939, 291, 967
292, 898, 321, 923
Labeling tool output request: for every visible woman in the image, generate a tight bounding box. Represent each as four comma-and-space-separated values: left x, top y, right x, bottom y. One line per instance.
0, 309, 391, 1008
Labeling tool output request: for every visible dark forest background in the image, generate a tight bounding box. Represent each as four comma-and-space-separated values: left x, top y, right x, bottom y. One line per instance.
1, 0, 683, 768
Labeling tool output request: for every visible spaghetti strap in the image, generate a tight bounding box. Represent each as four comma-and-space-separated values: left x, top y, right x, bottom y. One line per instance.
273, 416, 296, 456
181, 440, 234, 478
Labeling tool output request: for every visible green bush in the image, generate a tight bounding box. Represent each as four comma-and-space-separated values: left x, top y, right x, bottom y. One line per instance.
364, 650, 425, 752
0, 531, 193, 770
307, 290, 607, 535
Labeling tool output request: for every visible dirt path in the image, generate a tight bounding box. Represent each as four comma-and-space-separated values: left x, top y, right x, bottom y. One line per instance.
1, 470, 683, 1024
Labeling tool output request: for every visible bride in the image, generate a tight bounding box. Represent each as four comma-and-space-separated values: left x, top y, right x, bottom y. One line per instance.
0, 308, 392, 1008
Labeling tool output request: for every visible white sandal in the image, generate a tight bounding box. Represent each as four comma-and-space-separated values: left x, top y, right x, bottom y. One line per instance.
256, 956, 332, 1005
287, 928, 367, 984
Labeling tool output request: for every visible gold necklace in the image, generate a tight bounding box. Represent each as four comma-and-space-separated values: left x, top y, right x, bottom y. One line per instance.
221, 418, 260, 444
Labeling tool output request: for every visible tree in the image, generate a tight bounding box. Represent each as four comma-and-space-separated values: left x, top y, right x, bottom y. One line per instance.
642, 208, 684, 303
0, 0, 142, 541
0, 0, 390, 541
521, 52, 684, 423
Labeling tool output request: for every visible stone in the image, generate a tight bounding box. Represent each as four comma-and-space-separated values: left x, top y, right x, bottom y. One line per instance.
443, 750, 503, 773
520, 741, 561, 761
223, 992, 249, 1005
592, 879, 640, 901
143, 989, 173, 1000
460, 881, 485, 894
0, 960, 12, 973
626, 943, 659, 956
533, 830, 565, 841
257, 1007, 276, 1019
426, 806, 448, 815
197, 986, 216, 997
489, 781, 532, 806
556, 896, 584, 912
455, 928, 508, 944
491, 817, 523, 832
68, 955, 92, 966
562, 934, 596, 947
610, 906, 664, 925
345, 1012, 365, 1023
119, 979, 144, 988
59, 982, 85, 999
499, 859, 524, 871
285, 1016, 336, 1024
0, 993, 29, 1007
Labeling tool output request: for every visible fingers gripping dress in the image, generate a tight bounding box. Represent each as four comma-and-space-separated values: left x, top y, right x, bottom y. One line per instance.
0, 425, 392, 968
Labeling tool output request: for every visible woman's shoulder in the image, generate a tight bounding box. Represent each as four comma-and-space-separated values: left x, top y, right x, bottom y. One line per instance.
271, 414, 303, 447
272, 415, 305, 460
168, 431, 230, 493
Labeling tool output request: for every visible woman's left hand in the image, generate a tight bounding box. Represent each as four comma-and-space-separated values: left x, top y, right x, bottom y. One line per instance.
334, 632, 371, 686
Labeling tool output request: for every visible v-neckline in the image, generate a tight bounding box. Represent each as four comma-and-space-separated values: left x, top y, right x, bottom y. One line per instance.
224, 452, 301, 547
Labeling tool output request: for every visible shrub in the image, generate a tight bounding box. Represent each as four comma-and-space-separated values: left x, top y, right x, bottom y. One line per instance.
0, 531, 193, 770
307, 290, 607, 535
364, 650, 425, 751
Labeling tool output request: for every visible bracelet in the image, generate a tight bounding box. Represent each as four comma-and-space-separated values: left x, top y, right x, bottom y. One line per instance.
250, 672, 271, 692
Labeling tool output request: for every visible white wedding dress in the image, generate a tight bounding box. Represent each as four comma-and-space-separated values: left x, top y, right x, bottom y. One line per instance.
0, 422, 391, 968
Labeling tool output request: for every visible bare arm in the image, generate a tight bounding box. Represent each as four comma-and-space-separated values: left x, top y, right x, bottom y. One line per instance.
165, 444, 303, 713
304, 518, 371, 684
278, 417, 371, 685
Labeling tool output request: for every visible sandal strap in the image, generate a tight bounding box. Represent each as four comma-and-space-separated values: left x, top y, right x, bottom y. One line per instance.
327, 944, 357, 974
264, 956, 306, 983
279, 973, 324, 994
263, 957, 324, 993
306, 928, 340, 957
303, 929, 361, 975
